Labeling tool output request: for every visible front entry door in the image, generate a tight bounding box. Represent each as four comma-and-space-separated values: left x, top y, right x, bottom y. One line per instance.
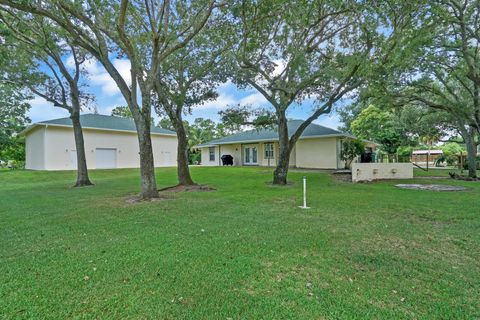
244, 146, 258, 165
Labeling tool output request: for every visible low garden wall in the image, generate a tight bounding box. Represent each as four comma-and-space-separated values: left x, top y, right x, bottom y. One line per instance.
351, 163, 413, 182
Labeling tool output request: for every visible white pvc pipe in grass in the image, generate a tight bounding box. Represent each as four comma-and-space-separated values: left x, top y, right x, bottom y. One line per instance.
299, 176, 310, 209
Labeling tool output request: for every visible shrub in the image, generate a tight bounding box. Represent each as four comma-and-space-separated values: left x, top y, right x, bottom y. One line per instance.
340, 139, 365, 169
189, 152, 201, 165
462, 156, 480, 170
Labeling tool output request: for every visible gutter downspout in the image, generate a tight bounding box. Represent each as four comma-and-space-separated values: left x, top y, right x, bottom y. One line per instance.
267, 143, 270, 167
43, 125, 48, 170
240, 143, 244, 166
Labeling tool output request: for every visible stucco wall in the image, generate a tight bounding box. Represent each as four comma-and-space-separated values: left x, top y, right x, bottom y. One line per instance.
352, 163, 413, 182
200, 146, 219, 166
151, 133, 178, 167
201, 142, 282, 167
25, 126, 45, 170
28, 125, 177, 170
294, 137, 339, 169
258, 142, 277, 167
200, 138, 340, 169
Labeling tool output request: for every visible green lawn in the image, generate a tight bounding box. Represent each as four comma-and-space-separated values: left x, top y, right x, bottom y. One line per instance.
1, 167, 479, 319
413, 167, 480, 177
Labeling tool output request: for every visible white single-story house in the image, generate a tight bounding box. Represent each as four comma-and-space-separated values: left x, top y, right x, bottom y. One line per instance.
196, 120, 376, 169
20, 114, 178, 170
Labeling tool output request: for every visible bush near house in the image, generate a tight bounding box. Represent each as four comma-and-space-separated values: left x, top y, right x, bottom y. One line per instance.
340, 139, 365, 168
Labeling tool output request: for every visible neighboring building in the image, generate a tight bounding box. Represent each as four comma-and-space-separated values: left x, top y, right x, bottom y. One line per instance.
411, 149, 443, 165
196, 120, 376, 169
20, 114, 178, 170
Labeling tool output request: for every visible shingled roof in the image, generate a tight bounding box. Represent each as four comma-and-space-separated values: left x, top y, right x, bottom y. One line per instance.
21, 114, 176, 136
197, 120, 352, 147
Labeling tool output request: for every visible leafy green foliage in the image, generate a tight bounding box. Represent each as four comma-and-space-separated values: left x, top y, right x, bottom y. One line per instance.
110, 106, 133, 119
0, 82, 31, 161
366, 1, 480, 174
157, 117, 227, 164
0, 11, 95, 113
187, 118, 227, 148
350, 105, 403, 155
230, 0, 420, 183
218, 104, 277, 133
340, 139, 365, 169
436, 142, 466, 166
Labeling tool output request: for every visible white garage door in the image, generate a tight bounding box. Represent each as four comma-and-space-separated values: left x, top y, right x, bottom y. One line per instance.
162, 151, 172, 165
95, 148, 117, 169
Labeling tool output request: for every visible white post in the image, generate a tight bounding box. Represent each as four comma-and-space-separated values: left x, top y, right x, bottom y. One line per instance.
299, 176, 310, 209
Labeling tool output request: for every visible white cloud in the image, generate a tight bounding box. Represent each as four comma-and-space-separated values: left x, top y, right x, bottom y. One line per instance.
67, 55, 131, 96
314, 114, 341, 130
271, 59, 287, 77
239, 92, 268, 106
27, 96, 69, 123
192, 89, 271, 111
195, 93, 237, 110
28, 96, 49, 108
89, 59, 131, 95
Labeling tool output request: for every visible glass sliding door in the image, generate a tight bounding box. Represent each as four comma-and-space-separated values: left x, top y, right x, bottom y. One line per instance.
243, 146, 258, 165
244, 147, 250, 164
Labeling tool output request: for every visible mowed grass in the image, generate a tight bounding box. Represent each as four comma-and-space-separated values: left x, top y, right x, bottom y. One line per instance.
413, 167, 480, 177
1, 167, 479, 319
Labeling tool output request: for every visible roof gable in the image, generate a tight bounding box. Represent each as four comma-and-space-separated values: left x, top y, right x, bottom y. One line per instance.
25, 114, 176, 135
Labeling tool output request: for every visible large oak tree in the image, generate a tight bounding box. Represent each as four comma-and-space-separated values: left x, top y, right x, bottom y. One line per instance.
232, 0, 417, 184
153, 7, 233, 186
0, 0, 222, 199
0, 10, 95, 186
375, 0, 480, 177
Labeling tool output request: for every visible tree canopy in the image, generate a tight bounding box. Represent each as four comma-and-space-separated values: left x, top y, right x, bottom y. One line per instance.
366, 0, 480, 176
0, 82, 30, 161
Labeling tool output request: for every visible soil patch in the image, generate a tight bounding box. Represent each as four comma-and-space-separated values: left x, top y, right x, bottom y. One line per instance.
395, 184, 468, 192
416, 176, 449, 180
331, 170, 352, 183
449, 172, 480, 181
158, 184, 216, 193
125, 194, 173, 204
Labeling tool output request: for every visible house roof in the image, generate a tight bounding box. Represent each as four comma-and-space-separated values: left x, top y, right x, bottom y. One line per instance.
412, 150, 443, 155
196, 120, 353, 147
20, 114, 176, 136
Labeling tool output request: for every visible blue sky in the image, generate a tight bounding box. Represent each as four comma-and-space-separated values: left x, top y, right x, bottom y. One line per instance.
27, 58, 343, 130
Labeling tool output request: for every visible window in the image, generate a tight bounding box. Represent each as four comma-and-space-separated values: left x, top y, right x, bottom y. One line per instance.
209, 147, 215, 161
264, 143, 274, 159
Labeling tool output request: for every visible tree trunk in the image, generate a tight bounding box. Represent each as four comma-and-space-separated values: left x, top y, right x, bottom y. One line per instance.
464, 129, 478, 178
273, 112, 290, 185
173, 117, 196, 186
136, 121, 159, 199
70, 111, 93, 187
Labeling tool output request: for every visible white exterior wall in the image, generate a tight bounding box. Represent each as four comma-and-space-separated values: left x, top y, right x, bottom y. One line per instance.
26, 125, 177, 170
200, 146, 219, 166
219, 144, 241, 165
337, 139, 346, 169
200, 144, 242, 166
200, 142, 281, 167
200, 138, 340, 169
352, 163, 413, 182
258, 142, 276, 167
25, 126, 45, 170
294, 137, 339, 169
